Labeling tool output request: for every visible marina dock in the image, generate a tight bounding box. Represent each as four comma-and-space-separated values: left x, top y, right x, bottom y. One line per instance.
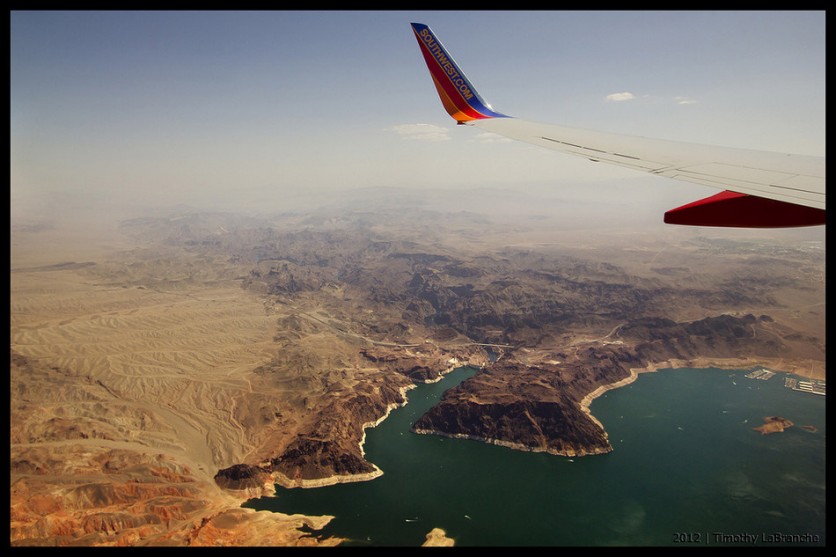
745, 368, 776, 380
784, 376, 826, 396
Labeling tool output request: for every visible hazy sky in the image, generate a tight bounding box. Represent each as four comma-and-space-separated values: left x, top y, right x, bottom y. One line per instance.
10, 10, 825, 218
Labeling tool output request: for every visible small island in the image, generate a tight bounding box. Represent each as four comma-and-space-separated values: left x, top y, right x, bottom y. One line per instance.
752, 416, 794, 435
422, 528, 455, 547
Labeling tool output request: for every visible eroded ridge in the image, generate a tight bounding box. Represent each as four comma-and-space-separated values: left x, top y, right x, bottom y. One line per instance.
11, 206, 824, 545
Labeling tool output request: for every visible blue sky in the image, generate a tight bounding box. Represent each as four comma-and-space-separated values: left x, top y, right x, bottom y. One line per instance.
10, 10, 825, 219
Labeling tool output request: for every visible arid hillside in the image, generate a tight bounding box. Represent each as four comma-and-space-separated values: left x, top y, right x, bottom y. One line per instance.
10, 191, 825, 545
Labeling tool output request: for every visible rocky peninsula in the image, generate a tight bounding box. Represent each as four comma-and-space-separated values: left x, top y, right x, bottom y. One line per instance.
10, 198, 825, 545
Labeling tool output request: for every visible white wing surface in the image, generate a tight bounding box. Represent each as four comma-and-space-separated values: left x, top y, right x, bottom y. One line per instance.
411, 22, 825, 228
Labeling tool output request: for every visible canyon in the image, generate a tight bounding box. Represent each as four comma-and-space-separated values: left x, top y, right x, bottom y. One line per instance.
10, 192, 825, 545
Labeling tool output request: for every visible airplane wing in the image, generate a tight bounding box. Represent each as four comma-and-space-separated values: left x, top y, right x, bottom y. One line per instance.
410, 22, 825, 228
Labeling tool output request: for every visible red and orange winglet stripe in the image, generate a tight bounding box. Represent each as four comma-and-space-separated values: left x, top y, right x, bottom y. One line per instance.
411, 23, 506, 123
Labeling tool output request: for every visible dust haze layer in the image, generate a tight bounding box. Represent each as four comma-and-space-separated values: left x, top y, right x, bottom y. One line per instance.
10, 187, 825, 546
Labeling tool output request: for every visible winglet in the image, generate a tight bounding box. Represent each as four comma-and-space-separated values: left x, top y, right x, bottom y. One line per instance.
410, 23, 506, 123
664, 190, 826, 228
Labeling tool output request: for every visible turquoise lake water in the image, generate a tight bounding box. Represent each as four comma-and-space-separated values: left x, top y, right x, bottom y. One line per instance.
244, 366, 826, 547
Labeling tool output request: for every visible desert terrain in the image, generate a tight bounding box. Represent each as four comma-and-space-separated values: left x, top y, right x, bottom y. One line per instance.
10, 189, 825, 545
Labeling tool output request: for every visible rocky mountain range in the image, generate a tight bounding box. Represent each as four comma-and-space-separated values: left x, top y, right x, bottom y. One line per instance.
11, 200, 825, 545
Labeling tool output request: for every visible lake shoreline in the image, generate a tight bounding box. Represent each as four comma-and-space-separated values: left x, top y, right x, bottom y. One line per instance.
272, 364, 480, 489
579, 356, 806, 441
269, 356, 807, 489
244, 358, 825, 546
